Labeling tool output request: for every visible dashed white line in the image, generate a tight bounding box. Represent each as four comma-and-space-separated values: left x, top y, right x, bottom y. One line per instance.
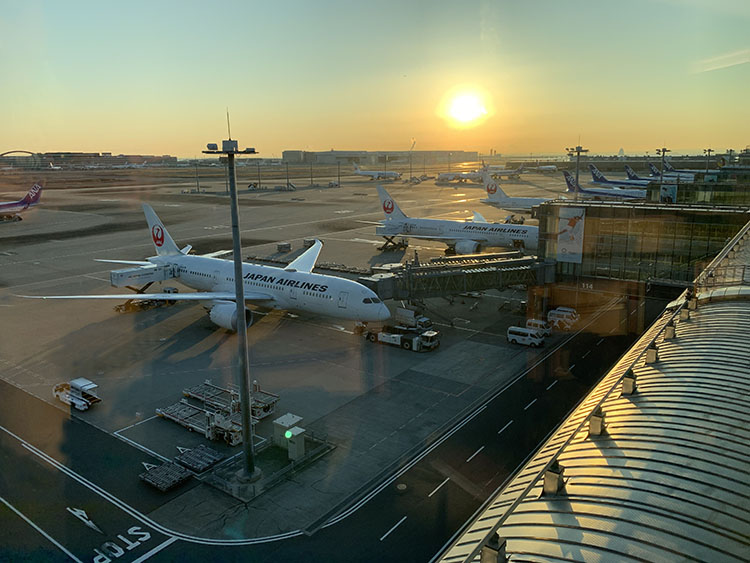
132, 536, 178, 563
630, 309, 637, 316
546, 380, 558, 391
582, 350, 591, 358
114, 415, 158, 435
609, 327, 616, 333
569, 364, 576, 371
428, 477, 450, 498
524, 398, 538, 411
497, 420, 514, 435
597, 338, 604, 346
465, 446, 485, 463
0, 495, 83, 563
380, 516, 408, 541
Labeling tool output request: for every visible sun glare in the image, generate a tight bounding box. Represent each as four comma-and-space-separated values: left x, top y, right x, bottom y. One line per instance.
449, 94, 487, 123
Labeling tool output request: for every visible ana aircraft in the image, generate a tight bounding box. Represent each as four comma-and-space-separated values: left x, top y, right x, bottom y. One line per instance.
626, 164, 693, 183
588, 164, 652, 188
563, 171, 646, 199
353, 163, 401, 181
645, 162, 695, 181
0, 183, 43, 221
23, 204, 390, 330
376, 185, 538, 254
479, 171, 551, 213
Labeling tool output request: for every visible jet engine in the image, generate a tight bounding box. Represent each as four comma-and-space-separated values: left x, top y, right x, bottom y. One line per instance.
209, 301, 253, 331
454, 240, 481, 255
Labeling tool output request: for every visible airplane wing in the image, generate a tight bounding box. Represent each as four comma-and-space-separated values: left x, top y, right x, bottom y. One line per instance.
405, 234, 492, 243
285, 240, 322, 273
19, 291, 275, 303
94, 259, 153, 266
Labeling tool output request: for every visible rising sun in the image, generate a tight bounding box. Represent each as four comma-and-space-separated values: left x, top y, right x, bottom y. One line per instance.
448, 94, 487, 123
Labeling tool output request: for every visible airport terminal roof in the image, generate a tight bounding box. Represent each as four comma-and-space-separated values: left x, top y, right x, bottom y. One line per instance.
439, 221, 750, 562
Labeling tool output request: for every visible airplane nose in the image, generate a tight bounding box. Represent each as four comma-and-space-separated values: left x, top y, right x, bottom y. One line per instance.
378, 304, 391, 321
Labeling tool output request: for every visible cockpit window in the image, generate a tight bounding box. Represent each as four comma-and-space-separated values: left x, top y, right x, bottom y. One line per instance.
371, 297, 381, 304
363, 298, 372, 304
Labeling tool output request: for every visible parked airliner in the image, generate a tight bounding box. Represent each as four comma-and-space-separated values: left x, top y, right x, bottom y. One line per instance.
626, 164, 693, 183
563, 171, 646, 199
353, 163, 401, 180
480, 171, 550, 213
23, 204, 390, 330
0, 183, 43, 221
645, 162, 695, 181
376, 185, 538, 254
588, 164, 653, 188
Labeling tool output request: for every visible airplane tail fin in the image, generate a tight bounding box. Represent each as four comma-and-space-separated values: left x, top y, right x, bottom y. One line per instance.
663, 160, 676, 172
376, 185, 407, 220
624, 165, 640, 180
353, 163, 361, 172
142, 203, 181, 256
589, 164, 607, 182
21, 183, 43, 205
482, 171, 510, 200
647, 162, 661, 176
562, 171, 581, 193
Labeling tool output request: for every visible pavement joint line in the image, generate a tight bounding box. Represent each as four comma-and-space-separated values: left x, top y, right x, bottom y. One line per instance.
379, 516, 407, 542
465, 445, 485, 463
523, 398, 538, 411
114, 415, 158, 435
497, 420, 514, 435
546, 380, 558, 391
428, 477, 451, 498
0, 495, 84, 563
131, 536, 179, 563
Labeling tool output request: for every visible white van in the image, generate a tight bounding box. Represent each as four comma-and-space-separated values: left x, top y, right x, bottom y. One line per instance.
547, 308, 578, 331
554, 307, 580, 322
507, 326, 544, 347
526, 318, 551, 337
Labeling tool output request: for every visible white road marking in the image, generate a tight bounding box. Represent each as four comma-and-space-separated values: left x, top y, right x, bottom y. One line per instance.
597, 338, 604, 346
380, 516, 407, 541
497, 420, 514, 435
546, 380, 558, 391
428, 477, 450, 498
609, 327, 616, 333
465, 445, 485, 463
631, 309, 637, 316
132, 536, 179, 563
569, 364, 576, 370
582, 350, 591, 358
114, 415, 158, 435
0, 495, 84, 563
524, 398, 537, 411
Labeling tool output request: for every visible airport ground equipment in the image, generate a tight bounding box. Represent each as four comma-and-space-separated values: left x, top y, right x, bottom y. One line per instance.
156, 400, 248, 446
52, 378, 101, 411
364, 327, 440, 351
378, 236, 409, 252
394, 306, 433, 332
139, 462, 191, 492
174, 445, 224, 473
182, 379, 279, 420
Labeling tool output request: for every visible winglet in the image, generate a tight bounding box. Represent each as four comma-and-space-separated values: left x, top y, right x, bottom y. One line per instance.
286, 240, 322, 273
472, 211, 488, 223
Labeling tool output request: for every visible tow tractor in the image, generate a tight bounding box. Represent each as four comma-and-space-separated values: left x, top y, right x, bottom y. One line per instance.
364, 325, 440, 352
53, 378, 101, 411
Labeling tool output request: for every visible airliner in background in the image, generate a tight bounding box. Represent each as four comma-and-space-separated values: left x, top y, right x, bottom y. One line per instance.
22, 204, 390, 330
643, 162, 695, 182
480, 171, 551, 213
376, 185, 538, 254
490, 163, 526, 180
625, 164, 694, 183
588, 164, 652, 188
353, 163, 401, 181
436, 169, 484, 183
563, 171, 646, 199
0, 183, 43, 221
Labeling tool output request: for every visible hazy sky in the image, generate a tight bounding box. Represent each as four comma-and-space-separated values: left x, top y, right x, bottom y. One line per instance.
1, 0, 748, 157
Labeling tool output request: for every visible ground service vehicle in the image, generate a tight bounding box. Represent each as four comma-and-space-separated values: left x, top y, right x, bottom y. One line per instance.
526, 318, 551, 336
394, 306, 433, 332
547, 308, 579, 331
507, 326, 544, 347
365, 327, 440, 351
53, 378, 101, 411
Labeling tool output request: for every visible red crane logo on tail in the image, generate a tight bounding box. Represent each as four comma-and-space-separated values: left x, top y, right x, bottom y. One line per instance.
152, 225, 164, 247
383, 199, 394, 214
486, 181, 497, 195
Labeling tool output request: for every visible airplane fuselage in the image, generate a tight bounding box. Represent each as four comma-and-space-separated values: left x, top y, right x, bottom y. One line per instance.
148, 253, 389, 322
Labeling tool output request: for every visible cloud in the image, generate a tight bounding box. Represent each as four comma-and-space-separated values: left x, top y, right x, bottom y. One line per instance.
693, 49, 750, 73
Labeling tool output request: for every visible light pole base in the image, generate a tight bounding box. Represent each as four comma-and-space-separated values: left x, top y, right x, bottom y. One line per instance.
236, 466, 263, 483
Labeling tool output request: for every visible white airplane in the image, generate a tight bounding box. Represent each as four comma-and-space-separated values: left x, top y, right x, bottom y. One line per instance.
353, 163, 401, 180
22, 204, 390, 330
528, 164, 558, 173
563, 171, 646, 199
588, 164, 651, 188
376, 185, 538, 254
626, 164, 693, 183
48, 162, 62, 170
491, 163, 526, 179
0, 183, 43, 221
436, 170, 485, 183
480, 171, 551, 213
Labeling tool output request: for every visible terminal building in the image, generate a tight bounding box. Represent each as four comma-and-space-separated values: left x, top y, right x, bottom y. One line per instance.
281, 149, 479, 165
